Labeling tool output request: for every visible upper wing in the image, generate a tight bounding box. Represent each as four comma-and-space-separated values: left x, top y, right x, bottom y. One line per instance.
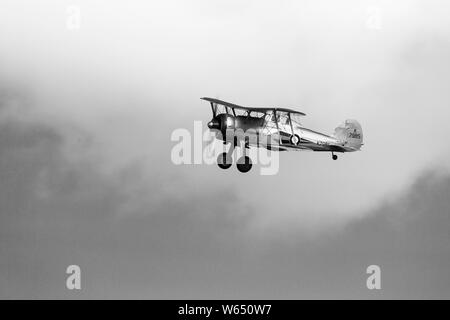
201, 97, 306, 116
200, 97, 247, 111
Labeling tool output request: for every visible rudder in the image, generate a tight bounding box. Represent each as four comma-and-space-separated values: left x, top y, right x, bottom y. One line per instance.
333, 119, 363, 150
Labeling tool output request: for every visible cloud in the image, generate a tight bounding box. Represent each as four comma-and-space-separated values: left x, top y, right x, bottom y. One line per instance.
0, 87, 449, 298
0, 85, 258, 298
1, 0, 450, 298
2, 0, 450, 231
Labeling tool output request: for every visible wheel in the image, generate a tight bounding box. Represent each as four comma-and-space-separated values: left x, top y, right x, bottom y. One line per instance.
332, 154, 338, 160
290, 134, 301, 145
236, 156, 252, 173
217, 152, 232, 169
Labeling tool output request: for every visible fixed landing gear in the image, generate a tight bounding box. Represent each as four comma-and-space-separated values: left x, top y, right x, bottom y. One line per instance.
332, 152, 338, 160
236, 156, 252, 173
217, 152, 232, 169
216, 146, 253, 173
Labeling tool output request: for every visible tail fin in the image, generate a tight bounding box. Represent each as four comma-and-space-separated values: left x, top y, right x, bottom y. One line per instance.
333, 119, 363, 150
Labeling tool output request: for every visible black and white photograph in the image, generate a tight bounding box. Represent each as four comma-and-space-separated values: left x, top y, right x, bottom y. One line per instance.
0, 0, 449, 307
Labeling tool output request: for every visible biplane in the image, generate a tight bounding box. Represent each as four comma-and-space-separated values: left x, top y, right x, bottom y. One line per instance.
201, 97, 363, 173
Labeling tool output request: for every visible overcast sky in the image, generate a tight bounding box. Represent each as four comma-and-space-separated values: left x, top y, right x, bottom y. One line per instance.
0, 0, 449, 298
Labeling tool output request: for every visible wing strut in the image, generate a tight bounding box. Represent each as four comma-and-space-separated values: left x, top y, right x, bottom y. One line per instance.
210, 102, 216, 117
288, 112, 295, 137
274, 109, 281, 145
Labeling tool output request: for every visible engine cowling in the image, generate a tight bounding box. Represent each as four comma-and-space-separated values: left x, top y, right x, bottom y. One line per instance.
208, 114, 235, 131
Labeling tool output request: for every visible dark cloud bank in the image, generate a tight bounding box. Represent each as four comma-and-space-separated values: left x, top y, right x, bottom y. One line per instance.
0, 92, 448, 299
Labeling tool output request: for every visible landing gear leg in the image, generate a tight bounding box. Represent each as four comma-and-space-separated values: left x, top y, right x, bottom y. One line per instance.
236, 139, 252, 173
332, 152, 338, 161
